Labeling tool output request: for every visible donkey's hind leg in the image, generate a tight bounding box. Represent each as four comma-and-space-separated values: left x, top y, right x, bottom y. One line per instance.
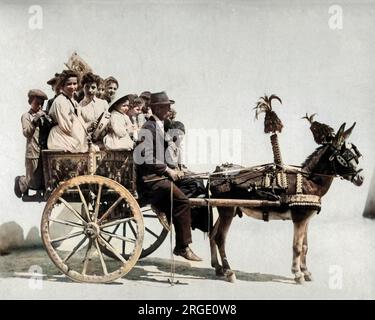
210, 217, 223, 276
300, 222, 312, 281
215, 207, 236, 282
292, 218, 309, 284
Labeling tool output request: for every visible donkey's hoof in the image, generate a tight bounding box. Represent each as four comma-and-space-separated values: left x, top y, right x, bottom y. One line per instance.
304, 273, 313, 282
215, 267, 225, 277
225, 270, 236, 283
294, 274, 305, 285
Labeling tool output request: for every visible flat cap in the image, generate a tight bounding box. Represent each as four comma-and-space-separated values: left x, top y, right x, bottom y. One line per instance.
28, 89, 48, 100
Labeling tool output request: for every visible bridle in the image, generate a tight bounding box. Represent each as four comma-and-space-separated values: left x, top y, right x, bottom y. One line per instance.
325, 142, 363, 181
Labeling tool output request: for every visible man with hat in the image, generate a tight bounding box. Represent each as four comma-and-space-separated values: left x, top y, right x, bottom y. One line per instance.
14, 89, 48, 199
135, 91, 202, 261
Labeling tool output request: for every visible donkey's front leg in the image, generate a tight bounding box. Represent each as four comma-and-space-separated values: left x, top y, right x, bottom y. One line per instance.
215, 208, 236, 283
292, 219, 309, 284
300, 222, 312, 281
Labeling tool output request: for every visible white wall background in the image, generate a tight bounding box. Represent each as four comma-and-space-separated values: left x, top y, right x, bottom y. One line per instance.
0, 0, 374, 240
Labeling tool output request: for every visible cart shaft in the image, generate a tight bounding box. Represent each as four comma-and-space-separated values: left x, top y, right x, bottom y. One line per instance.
188, 198, 281, 208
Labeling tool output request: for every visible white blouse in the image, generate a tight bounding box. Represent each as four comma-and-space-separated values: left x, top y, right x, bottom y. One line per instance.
47, 94, 88, 153
78, 97, 109, 123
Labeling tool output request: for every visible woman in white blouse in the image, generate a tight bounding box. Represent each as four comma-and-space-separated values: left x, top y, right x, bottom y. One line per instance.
47, 70, 88, 153
103, 95, 134, 150
79, 73, 109, 124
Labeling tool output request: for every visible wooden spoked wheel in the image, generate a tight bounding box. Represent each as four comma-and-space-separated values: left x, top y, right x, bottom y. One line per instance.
99, 204, 169, 260
139, 205, 169, 258
41, 175, 144, 283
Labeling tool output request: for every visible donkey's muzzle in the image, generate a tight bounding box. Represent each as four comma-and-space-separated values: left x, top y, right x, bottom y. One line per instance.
352, 171, 364, 186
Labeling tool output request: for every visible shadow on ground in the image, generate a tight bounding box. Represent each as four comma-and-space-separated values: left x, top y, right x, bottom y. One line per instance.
0, 248, 295, 285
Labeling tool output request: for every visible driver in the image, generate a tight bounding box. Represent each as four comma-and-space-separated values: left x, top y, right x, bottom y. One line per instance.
136, 91, 203, 262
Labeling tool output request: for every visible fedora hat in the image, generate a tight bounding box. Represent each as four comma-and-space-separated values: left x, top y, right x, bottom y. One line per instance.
108, 94, 136, 113
28, 89, 48, 100
150, 91, 175, 106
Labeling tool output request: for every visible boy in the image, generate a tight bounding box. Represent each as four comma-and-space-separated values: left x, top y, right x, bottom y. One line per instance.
14, 89, 48, 198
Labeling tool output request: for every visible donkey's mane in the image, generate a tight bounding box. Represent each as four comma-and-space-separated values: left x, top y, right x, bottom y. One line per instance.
301, 145, 328, 173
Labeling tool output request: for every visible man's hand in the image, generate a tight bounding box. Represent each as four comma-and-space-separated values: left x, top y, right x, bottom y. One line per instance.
165, 167, 184, 181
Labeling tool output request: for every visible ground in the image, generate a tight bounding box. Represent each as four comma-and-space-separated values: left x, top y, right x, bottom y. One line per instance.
0, 211, 374, 300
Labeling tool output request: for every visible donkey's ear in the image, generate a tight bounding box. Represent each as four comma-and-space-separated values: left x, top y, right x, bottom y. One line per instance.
343, 122, 356, 141
333, 123, 346, 146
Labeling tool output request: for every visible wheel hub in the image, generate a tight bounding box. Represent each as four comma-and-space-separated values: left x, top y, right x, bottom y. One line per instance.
84, 222, 100, 239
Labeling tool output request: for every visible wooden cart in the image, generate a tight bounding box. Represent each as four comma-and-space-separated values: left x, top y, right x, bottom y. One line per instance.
37, 145, 168, 283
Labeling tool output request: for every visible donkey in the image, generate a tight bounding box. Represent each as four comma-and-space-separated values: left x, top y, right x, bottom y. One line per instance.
209, 123, 364, 283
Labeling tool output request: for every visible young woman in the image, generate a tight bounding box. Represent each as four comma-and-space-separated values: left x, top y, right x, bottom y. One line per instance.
78, 72, 109, 126
47, 70, 88, 152
103, 76, 119, 104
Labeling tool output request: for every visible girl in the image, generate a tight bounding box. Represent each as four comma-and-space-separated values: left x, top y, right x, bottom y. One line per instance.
103, 95, 134, 150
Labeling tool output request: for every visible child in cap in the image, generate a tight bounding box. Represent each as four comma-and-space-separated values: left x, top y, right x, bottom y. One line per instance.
14, 89, 48, 199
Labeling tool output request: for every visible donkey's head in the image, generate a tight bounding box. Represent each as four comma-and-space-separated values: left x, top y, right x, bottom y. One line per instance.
327, 123, 364, 186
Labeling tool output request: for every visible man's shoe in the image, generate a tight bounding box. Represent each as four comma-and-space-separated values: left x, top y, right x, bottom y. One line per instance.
151, 206, 171, 232
173, 246, 202, 262
157, 212, 171, 232
14, 176, 22, 198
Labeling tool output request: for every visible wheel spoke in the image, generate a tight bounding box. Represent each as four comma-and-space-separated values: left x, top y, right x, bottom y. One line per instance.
142, 213, 158, 218
93, 184, 103, 222
50, 230, 84, 244
63, 235, 87, 263
145, 226, 159, 239
100, 217, 135, 229
127, 220, 137, 238
49, 218, 85, 229
82, 239, 93, 275
99, 236, 127, 264
101, 230, 136, 244
105, 224, 120, 244
58, 197, 87, 225
98, 196, 124, 223
94, 239, 108, 275
122, 222, 126, 256
76, 184, 90, 222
